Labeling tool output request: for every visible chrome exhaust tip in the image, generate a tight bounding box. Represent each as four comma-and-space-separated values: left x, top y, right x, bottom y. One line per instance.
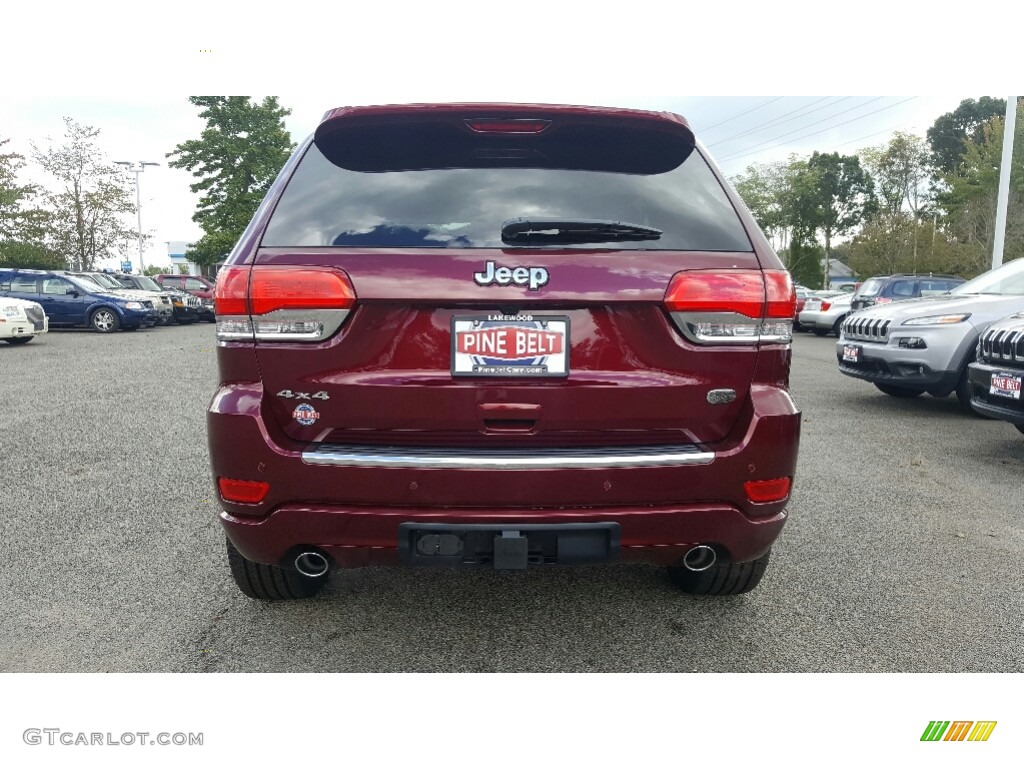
294, 551, 330, 578
682, 545, 717, 572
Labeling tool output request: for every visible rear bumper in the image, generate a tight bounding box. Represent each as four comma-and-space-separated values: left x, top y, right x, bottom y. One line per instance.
221, 503, 786, 568
0, 316, 47, 338
797, 311, 844, 330
209, 382, 800, 569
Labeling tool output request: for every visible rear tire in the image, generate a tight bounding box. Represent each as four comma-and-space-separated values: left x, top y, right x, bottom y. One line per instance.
812, 328, 830, 337
668, 550, 771, 596
226, 537, 327, 600
874, 382, 923, 398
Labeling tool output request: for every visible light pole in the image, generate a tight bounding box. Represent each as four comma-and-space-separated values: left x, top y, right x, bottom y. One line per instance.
991, 97, 1017, 269
114, 160, 159, 272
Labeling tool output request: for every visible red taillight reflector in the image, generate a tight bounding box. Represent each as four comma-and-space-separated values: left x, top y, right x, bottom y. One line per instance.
249, 268, 356, 315
215, 266, 250, 315
876, 297, 893, 304
744, 477, 792, 503
218, 477, 270, 504
764, 270, 796, 319
664, 271, 766, 318
464, 118, 551, 134
820, 301, 832, 311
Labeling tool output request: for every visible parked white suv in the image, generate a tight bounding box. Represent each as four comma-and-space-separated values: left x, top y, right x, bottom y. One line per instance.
1, 296, 48, 344
836, 257, 1024, 411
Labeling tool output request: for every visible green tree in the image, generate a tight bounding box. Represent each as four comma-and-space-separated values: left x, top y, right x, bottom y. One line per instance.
167, 97, 295, 267
861, 132, 933, 219
939, 102, 1024, 273
0, 241, 66, 270
797, 152, 876, 286
926, 97, 1007, 175
732, 160, 791, 251
860, 132, 935, 269
143, 264, 169, 276
847, 214, 959, 278
782, 239, 826, 289
0, 137, 53, 248
929, 97, 1007, 174
31, 118, 138, 271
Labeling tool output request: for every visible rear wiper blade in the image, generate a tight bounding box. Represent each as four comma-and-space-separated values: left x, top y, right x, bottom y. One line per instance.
501, 218, 662, 245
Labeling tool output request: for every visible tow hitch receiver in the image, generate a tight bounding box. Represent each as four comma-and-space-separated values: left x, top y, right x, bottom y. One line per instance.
494, 531, 529, 570
398, 523, 620, 569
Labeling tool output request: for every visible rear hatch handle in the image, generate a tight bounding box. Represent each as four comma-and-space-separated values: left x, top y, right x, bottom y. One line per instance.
478, 403, 542, 433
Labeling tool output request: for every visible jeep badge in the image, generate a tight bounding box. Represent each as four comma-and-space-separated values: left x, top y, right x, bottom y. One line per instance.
474, 261, 549, 292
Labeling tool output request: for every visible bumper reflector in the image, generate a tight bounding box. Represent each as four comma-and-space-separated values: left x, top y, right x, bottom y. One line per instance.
218, 478, 270, 504
744, 477, 791, 503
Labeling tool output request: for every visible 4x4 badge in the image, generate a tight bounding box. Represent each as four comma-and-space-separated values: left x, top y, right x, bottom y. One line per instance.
277, 390, 330, 400
474, 261, 549, 291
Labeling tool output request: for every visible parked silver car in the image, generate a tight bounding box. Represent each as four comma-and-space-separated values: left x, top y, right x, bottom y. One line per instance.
798, 292, 853, 337
836, 257, 1024, 411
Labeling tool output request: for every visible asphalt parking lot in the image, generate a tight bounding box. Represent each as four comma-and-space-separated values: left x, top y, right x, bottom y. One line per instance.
1, 325, 1021, 673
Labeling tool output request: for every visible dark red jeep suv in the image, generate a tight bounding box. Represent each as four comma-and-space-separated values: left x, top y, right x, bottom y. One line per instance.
209, 103, 800, 599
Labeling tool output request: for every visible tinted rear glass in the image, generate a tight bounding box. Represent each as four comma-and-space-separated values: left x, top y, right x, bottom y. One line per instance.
857, 278, 885, 298
262, 141, 753, 252
919, 279, 957, 295
888, 280, 916, 297
6, 275, 39, 292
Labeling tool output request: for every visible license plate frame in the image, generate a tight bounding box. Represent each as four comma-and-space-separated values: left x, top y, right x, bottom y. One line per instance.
843, 344, 861, 364
451, 315, 570, 378
989, 371, 1022, 400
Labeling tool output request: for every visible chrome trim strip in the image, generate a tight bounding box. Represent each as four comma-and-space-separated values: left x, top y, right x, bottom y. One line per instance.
302, 443, 715, 469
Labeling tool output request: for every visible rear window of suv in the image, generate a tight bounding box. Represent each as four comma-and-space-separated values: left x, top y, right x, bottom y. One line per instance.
262, 127, 753, 252
856, 278, 885, 297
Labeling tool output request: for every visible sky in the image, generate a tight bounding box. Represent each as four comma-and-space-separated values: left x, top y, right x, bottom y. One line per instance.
4, 3, 1016, 272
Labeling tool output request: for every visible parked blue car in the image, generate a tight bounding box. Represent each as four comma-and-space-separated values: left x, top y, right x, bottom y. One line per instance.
0, 269, 158, 332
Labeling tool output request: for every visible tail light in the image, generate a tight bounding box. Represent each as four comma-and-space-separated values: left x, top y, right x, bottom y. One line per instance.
464, 118, 551, 134
215, 265, 356, 342
218, 477, 270, 504
820, 301, 832, 311
744, 477, 792, 503
664, 269, 794, 345
876, 297, 893, 304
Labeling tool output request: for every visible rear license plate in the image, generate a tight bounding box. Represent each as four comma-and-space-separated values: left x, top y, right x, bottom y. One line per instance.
451, 315, 569, 378
990, 371, 1022, 400
843, 345, 861, 363
804, 300, 821, 311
